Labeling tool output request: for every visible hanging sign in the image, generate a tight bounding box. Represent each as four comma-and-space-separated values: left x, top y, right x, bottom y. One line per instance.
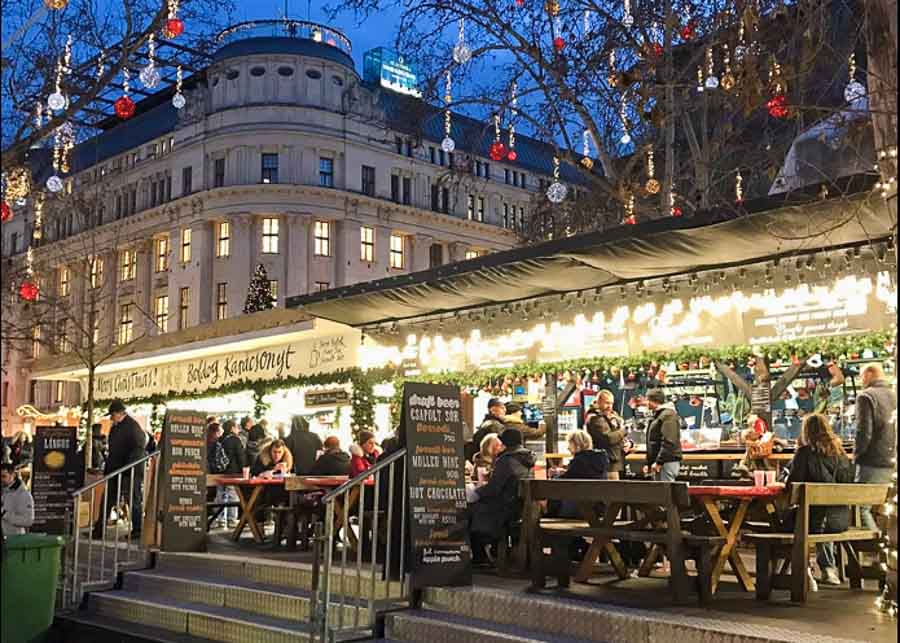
31, 426, 82, 535
158, 410, 207, 552
304, 388, 350, 408
401, 382, 472, 589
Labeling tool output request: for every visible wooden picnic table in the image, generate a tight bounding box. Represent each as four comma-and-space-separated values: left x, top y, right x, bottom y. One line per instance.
215, 475, 290, 543
284, 475, 376, 551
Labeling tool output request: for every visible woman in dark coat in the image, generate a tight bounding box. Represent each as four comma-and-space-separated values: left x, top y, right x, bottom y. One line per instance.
548, 429, 609, 518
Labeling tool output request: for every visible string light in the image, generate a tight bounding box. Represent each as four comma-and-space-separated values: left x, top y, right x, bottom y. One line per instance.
546, 157, 567, 203
875, 453, 898, 619
581, 129, 593, 169
619, 95, 631, 144
735, 170, 744, 202
452, 18, 471, 64
607, 51, 618, 87
874, 146, 898, 199
172, 65, 186, 109
441, 70, 455, 152
623, 192, 636, 225
697, 66, 705, 93
622, 0, 634, 27
844, 52, 866, 104
721, 44, 735, 91
645, 147, 660, 193
507, 82, 518, 161
705, 47, 719, 89
140, 33, 161, 88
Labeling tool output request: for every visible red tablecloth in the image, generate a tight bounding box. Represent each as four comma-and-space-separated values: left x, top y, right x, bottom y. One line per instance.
214, 476, 288, 486
688, 484, 785, 498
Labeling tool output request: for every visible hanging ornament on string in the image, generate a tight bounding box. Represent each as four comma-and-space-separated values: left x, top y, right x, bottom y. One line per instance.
20, 197, 43, 302
507, 83, 518, 161
490, 114, 507, 161
1, 201, 11, 223
441, 71, 455, 152
721, 44, 735, 91
47, 36, 73, 112
164, 0, 185, 38
581, 129, 593, 169
140, 33, 161, 88
552, 16, 565, 53
680, 7, 696, 41
607, 51, 619, 87
172, 65, 186, 109
515, 0, 525, 7
4, 166, 31, 206
622, 0, 634, 27
735, 169, 744, 203
670, 191, 682, 217
115, 67, 137, 119
623, 192, 636, 225
704, 47, 719, 89
735, 18, 747, 62
844, 53, 866, 105
767, 57, 789, 119
696, 66, 705, 93
645, 147, 660, 194
44, 0, 69, 9
582, 9, 592, 38
452, 19, 472, 64
546, 157, 567, 203
545, 0, 560, 17
619, 96, 632, 145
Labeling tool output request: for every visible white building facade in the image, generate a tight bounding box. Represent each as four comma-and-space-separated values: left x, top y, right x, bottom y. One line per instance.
1, 22, 562, 433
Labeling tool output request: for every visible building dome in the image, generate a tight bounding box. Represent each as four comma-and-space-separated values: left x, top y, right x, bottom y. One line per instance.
212, 20, 355, 70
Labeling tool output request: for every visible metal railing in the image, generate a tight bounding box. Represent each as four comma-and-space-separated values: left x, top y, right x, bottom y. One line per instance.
311, 447, 410, 642
58, 451, 160, 611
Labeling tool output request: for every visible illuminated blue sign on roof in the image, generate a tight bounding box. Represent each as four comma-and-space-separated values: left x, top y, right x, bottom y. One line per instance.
363, 48, 421, 97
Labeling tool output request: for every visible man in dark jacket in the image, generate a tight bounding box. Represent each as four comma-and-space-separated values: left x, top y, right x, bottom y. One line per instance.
854, 363, 897, 530
220, 420, 246, 528
467, 398, 506, 460
644, 389, 683, 482
310, 436, 351, 476
239, 417, 253, 446
586, 390, 627, 479
502, 402, 546, 442
94, 400, 148, 538
469, 428, 535, 562
285, 416, 323, 475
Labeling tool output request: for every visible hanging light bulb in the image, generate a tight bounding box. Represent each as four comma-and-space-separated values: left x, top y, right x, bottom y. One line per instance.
546, 157, 567, 203
441, 70, 455, 152
704, 47, 719, 89
140, 34, 161, 88
172, 65, 186, 109
452, 19, 472, 64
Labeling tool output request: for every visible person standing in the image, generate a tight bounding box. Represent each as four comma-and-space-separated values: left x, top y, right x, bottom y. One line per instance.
7, 431, 33, 470
854, 363, 897, 531
586, 390, 628, 479
644, 389, 683, 482
239, 417, 253, 446
502, 402, 546, 442
93, 400, 148, 539
285, 415, 323, 475
1, 463, 34, 535
467, 399, 506, 461
220, 420, 246, 528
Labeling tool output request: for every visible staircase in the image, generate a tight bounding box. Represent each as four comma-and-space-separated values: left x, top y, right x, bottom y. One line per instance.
57, 551, 399, 643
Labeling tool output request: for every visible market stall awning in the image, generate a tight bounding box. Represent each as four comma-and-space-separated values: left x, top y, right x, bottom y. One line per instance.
288, 186, 895, 327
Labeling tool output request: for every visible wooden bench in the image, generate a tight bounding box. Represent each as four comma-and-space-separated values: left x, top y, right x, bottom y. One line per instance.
522, 479, 725, 604
744, 482, 889, 603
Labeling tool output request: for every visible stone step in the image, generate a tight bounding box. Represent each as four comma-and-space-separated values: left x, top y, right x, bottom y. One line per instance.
123, 569, 370, 627
56, 613, 223, 643
386, 610, 598, 643
154, 551, 403, 600
421, 586, 867, 643
87, 590, 314, 643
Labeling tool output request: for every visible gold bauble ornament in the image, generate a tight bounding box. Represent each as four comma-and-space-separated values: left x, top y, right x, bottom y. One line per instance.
721, 73, 736, 91
5, 166, 31, 202
44, 0, 68, 8
545, 0, 560, 16
645, 178, 661, 194
580, 157, 594, 170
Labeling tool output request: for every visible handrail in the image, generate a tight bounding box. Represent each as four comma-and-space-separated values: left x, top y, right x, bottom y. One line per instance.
322, 447, 407, 502
72, 450, 159, 495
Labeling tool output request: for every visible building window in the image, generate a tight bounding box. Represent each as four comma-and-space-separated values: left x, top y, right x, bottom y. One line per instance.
150, 181, 158, 207
180, 228, 192, 263
181, 166, 192, 195
118, 303, 134, 345
56, 319, 69, 354
119, 248, 136, 282
179, 287, 190, 330
55, 381, 65, 404
58, 266, 70, 297
268, 280, 279, 306
391, 174, 400, 203
90, 256, 104, 289
214, 158, 226, 187
477, 197, 485, 222
439, 149, 446, 166
441, 188, 450, 213
505, 169, 511, 185
261, 217, 279, 254
402, 177, 412, 205
429, 147, 436, 164
467, 194, 475, 220
431, 185, 440, 212
405, 140, 414, 157
216, 221, 231, 257
115, 194, 123, 219
360, 226, 375, 262
518, 207, 526, 231
155, 236, 169, 272
390, 234, 404, 269
503, 203, 510, 228
319, 157, 334, 187
395, 136, 404, 155
216, 283, 228, 320
314, 220, 330, 256
315, 281, 329, 292
32, 325, 41, 359
362, 165, 376, 196
155, 295, 169, 332
261, 153, 279, 184
483, 162, 490, 180
465, 250, 479, 260
429, 243, 443, 269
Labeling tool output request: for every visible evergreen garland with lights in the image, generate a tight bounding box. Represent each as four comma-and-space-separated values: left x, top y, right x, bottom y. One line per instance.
350, 371, 376, 440
243, 264, 276, 314
875, 450, 898, 618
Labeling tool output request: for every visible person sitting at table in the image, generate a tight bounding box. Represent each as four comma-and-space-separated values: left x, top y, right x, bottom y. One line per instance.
784, 413, 853, 589
251, 439, 294, 514
472, 433, 502, 482
467, 398, 506, 461
350, 431, 380, 477
547, 429, 609, 520
468, 428, 535, 565
310, 436, 351, 476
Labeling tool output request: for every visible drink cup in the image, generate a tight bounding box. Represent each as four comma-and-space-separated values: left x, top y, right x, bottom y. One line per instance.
242, 466, 250, 479
765, 470, 777, 486
753, 470, 766, 488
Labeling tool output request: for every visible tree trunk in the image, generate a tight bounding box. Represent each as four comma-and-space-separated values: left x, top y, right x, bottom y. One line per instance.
866, 0, 898, 214
85, 365, 95, 476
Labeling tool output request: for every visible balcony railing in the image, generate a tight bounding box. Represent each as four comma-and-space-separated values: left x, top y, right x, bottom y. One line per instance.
215, 20, 352, 56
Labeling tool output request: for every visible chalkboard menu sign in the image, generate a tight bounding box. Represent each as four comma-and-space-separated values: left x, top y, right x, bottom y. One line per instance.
31, 426, 81, 535
159, 410, 207, 552
401, 383, 472, 590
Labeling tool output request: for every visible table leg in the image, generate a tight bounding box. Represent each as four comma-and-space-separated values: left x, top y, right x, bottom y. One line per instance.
702, 498, 755, 593
333, 487, 361, 551
232, 485, 266, 544
575, 503, 626, 582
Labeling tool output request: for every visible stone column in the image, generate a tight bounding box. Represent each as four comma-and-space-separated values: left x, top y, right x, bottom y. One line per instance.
134, 239, 155, 336
192, 218, 215, 325
411, 234, 433, 272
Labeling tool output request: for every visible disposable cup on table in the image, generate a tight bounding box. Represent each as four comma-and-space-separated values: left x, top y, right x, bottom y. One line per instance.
765, 470, 777, 486
753, 470, 766, 487
242, 466, 250, 479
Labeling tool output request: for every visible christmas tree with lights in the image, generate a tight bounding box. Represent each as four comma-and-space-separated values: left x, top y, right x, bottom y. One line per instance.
243, 264, 276, 314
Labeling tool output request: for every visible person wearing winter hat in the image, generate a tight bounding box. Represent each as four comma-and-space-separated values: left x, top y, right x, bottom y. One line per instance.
643, 389, 683, 481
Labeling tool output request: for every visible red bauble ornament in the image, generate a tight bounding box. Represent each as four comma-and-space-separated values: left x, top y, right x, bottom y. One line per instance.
507, 149, 518, 162
489, 141, 507, 161
1, 201, 11, 223
553, 36, 565, 52
164, 17, 185, 38
114, 95, 136, 119
19, 280, 39, 302
767, 94, 788, 118
680, 21, 696, 41
623, 215, 637, 225
516, 0, 525, 6
671, 206, 683, 217
652, 43, 663, 58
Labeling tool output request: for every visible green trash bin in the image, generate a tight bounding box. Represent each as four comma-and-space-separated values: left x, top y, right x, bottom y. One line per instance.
1, 534, 65, 643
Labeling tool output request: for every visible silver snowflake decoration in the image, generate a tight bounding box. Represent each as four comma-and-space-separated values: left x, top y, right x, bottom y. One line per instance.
47, 92, 66, 111
844, 81, 866, 105
705, 76, 720, 90
546, 181, 567, 203
172, 92, 186, 110
452, 43, 472, 65
46, 175, 64, 193
622, 14, 634, 28
139, 64, 161, 89
441, 136, 456, 153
